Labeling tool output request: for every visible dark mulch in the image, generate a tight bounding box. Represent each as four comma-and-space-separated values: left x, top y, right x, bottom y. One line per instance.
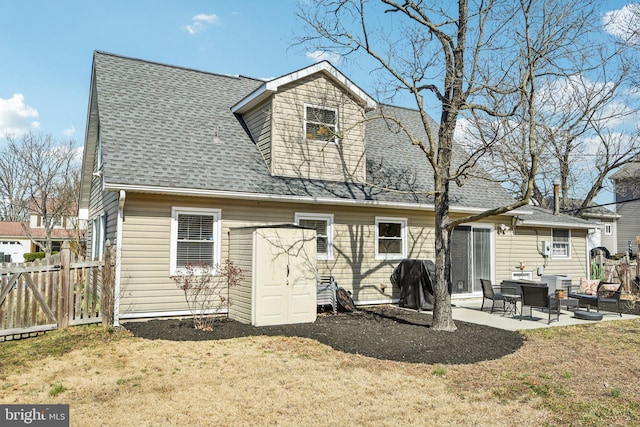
124, 305, 525, 365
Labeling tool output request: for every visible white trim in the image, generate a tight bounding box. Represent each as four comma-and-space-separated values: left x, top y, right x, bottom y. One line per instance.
231, 61, 377, 114
170, 206, 222, 276
118, 307, 228, 320
375, 216, 407, 260
604, 223, 612, 235
518, 220, 593, 229
294, 212, 334, 260
551, 228, 571, 259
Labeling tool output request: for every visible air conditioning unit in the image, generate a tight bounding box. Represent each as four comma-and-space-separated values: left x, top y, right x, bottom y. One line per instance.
541, 275, 572, 295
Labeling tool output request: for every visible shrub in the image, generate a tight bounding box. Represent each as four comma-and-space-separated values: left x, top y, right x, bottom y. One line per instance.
171, 260, 243, 331
23, 252, 46, 262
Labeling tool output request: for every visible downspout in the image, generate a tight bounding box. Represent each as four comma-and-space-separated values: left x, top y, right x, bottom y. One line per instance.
114, 190, 125, 326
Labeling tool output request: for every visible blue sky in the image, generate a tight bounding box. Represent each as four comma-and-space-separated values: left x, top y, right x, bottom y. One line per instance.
0, 1, 635, 207
0, 1, 633, 142
0, 0, 329, 142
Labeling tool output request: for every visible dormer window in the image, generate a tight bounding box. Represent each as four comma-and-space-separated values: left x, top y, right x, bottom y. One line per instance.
305, 104, 338, 143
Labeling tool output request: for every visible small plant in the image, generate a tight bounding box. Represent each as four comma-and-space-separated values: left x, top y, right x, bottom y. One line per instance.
432, 366, 446, 377
609, 387, 622, 398
49, 382, 67, 397
561, 371, 572, 379
171, 259, 243, 331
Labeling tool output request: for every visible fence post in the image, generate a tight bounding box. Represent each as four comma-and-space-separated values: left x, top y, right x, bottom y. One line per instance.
59, 242, 72, 328
102, 240, 114, 327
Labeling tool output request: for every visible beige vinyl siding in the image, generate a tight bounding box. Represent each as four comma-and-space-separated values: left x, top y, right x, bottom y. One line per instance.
117, 194, 438, 316
495, 226, 589, 285
242, 98, 272, 167
116, 192, 591, 316
228, 227, 254, 324
270, 74, 366, 182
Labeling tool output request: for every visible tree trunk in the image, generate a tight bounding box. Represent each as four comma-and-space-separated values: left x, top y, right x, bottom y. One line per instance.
432, 187, 456, 331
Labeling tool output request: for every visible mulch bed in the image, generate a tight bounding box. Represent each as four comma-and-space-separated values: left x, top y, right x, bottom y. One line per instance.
124, 305, 525, 365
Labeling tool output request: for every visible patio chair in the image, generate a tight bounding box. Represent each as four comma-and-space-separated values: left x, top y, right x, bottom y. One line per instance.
480, 279, 505, 313
520, 284, 560, 324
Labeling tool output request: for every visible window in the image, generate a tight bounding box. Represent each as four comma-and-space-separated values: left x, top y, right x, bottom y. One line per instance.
170, 207, 221, 275
91, 213, 106, 260
295, 213, 333, 260
375, 217, 407, 260
304, 104, 338, 143
604, 223, 612, 235
552, 229, 570, 258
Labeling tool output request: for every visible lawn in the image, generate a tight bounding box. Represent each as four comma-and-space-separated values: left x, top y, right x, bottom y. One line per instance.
1, 319, 639, 426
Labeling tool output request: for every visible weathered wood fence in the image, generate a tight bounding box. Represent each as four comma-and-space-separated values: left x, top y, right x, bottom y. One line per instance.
0, 241, 114, 340
593, 252, 640, 294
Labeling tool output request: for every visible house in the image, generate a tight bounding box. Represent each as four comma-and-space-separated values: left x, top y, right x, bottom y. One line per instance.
0, 208, 85, 262
612, 161, 640, 256
560, 199, 620, 255
79, 51, 595, 323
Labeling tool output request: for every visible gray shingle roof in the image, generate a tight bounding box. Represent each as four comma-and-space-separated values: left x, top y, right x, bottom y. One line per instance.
91, 51, 517, 210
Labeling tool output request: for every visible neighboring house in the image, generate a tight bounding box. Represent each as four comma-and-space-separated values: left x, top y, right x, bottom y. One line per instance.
612, 161, 640, 256
561, 199, 620, 255
79, 51, 595, 323
0, 210, 85, 262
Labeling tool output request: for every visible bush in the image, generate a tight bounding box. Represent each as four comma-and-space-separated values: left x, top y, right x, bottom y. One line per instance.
171, 260, 243, 330
23, 252, 46, 262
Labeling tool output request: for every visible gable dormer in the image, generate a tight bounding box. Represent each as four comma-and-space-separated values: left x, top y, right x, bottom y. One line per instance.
233, 62, 377, 183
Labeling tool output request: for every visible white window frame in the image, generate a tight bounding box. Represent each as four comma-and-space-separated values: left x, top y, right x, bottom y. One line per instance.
170, 207, 221, 276
552, 228, 571, 259
91, 212, 106, 260
294, 212, 334, 260
96, 127, 103, 171
375, 217, 407, 260
304, 103, 339, 144
604, 223, 612, 236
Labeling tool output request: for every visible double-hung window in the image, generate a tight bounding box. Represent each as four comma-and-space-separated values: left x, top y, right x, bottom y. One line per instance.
552, 229, 570, 258
295, 213, 333, 260
304, 104, 338, 143
375, 217, 407, 260
170, 207, 221, 274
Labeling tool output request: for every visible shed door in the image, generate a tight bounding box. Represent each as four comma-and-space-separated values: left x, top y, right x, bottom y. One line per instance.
253, 228, 316, 326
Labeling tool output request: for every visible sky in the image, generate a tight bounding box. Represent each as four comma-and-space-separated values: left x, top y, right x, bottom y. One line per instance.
0, 1, 636, 203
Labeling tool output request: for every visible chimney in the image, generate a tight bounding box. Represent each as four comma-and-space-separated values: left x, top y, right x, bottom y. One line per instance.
553, 179, 560, 215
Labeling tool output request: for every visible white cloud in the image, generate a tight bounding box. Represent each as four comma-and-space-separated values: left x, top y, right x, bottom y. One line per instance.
63, 125, 76, 136
306, 50, 342, 64
603, 4, 640, 44
185, 13, 219, 35
0, 93, 39, 136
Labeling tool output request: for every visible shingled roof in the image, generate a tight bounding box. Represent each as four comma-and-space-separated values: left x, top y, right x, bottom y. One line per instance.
80, 51, 523, 213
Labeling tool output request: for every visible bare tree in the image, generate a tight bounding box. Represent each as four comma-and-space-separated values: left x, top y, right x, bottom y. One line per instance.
0, 132, 80, 255
299, 0, 607, 331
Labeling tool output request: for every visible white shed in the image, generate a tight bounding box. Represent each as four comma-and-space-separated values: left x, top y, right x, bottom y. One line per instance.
228, 225, 317, 326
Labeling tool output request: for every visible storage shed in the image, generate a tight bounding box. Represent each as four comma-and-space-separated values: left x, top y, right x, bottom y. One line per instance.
228, 225, 317, 326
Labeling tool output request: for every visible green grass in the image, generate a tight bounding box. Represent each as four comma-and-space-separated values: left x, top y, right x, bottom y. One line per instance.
49, 382, 67, 397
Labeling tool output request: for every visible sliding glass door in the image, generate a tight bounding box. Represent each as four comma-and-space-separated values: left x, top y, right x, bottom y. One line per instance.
451, 226, 493, 294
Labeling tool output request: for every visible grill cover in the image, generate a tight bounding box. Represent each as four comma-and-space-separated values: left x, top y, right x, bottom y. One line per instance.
390, 259, 436, 311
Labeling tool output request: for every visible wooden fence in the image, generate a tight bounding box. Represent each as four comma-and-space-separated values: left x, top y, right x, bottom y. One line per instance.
0, 241, 114, 340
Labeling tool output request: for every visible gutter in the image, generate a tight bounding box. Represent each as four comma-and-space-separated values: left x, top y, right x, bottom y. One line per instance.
103, 182, 522, 217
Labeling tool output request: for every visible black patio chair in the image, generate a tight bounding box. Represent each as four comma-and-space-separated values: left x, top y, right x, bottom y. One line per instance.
480, 279, 505, 313
520, 284, 560, 324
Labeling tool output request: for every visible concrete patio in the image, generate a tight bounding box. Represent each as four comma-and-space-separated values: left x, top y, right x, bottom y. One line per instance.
450, 298, 639, 331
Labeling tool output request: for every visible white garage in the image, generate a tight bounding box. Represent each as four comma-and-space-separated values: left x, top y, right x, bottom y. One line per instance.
0, 240, 26, 263
228, 225, 317, 326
